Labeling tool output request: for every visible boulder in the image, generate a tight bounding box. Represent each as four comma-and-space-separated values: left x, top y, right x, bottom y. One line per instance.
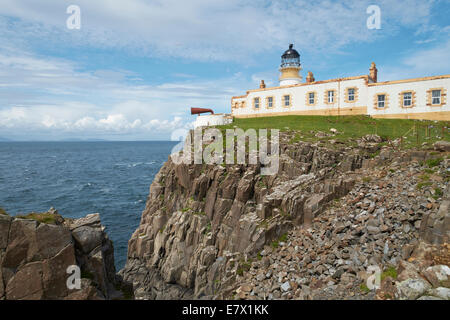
5, 262, 44, 300
280, 281, 291, 292
421, 265, 450, 288
36, 223, 73, 260
0, 215, 12, 249
419, 185, 449, 245
68, 213, 101, 230
426, 287, 450, 300
71, 226, 103, 254
396, 278, 432, 300
3, 219, 39, 268
397, 260, 421, 282
42, 244, 76, 299
433, 141, 450, 152
0, 211, 117, 300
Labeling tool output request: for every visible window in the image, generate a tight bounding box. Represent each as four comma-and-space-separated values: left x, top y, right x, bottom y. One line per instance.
403, 92, 412, 107
377, 95, 385, 108
432, 90, 441, 105
254, 97, 260, 109
267, 96, 274, 108
283, 95, 291, 107
327, 91, 334, 103
309, 92, 315, 105
348, 88, 355, 102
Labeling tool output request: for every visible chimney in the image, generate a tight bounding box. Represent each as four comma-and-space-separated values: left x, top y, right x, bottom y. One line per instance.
260, 80, 266, 89
369, 62, 378, 83
306, 71, 315, 83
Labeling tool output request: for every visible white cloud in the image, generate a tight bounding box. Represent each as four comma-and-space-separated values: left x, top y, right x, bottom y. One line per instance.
0, 46, 251, 139
0, 0, 447, 140
0, 0, 437, 61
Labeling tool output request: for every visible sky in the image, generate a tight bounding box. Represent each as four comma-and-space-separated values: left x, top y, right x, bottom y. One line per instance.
0, 0, 449, 141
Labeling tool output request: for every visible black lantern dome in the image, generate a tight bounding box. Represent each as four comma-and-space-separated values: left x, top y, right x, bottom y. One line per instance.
281, 44, 301, 68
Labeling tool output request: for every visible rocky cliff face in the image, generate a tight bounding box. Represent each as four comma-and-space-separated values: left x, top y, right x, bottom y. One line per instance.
120, 131, 449, 299
0, 209, 122, 300
232, 160, 449, 300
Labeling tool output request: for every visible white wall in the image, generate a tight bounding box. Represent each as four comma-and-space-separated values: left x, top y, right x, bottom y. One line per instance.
231, 76, 450, 119
368, 78, 450, 116
232, 77, 368, 116
194, 114, 232, 128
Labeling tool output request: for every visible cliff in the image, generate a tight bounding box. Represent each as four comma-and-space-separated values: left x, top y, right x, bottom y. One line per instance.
120, 131, 449, 299
0, 208, 124, 300
2, 132, 447, 300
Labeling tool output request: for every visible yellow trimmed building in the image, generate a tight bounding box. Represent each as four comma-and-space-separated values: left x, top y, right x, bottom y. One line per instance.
231, 44, 450, 121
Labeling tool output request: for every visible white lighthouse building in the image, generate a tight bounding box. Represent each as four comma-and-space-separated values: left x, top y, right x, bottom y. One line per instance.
231, 44, 450, 121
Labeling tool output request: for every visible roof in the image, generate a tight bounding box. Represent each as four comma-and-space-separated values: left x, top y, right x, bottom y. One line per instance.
281, 44, 300, 59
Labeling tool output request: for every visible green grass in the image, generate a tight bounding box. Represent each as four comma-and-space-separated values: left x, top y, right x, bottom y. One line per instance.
0, 208, 8, 216
418, 174, 430, 181
433, 187, 443, 199
236, 260, 252, 276
271, 233, 288, 248
15, 212, 58, 224
217, 115, 450, 149
381, 266, 398, 281
426, 157, 443, 168
417, 181, 433, 190
360, 283, 370, 293
257, 218, 270, 230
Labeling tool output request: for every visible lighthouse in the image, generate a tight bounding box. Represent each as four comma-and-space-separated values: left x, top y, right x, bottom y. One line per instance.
279, 44, 302, 86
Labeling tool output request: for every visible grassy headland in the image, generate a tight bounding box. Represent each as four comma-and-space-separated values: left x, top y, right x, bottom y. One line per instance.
217, 115, 449, 149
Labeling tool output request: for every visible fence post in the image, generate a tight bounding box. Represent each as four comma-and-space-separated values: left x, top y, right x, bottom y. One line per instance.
416, 125, 419, 145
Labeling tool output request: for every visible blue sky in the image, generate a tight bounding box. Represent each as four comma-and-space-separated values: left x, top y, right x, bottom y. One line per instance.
0, 0, 449, 141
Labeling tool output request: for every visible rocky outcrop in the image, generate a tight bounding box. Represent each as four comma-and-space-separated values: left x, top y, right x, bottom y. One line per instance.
0, 209, 122, 300
434, 141, 450, 152
121, 131, 448, 300
420, 184, 449, 245
229, 154, 449, 300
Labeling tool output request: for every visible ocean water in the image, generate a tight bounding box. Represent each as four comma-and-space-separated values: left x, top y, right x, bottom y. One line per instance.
0, 141, 177, 269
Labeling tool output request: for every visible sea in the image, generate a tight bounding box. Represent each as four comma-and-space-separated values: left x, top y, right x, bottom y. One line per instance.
0, 141, 178, 270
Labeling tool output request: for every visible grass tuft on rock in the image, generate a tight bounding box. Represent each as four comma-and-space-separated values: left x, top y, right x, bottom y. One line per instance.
359, 283, 370, 294
381, 266, 398, 281
426, 157, 443, 168
15, 212, 58, 224
0, 208, 8, 216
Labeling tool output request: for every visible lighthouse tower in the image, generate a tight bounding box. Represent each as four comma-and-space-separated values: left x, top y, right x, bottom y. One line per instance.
279, 44, 302, 86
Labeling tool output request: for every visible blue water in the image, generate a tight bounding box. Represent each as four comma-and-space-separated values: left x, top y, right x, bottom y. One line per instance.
0, 141, 177, 269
